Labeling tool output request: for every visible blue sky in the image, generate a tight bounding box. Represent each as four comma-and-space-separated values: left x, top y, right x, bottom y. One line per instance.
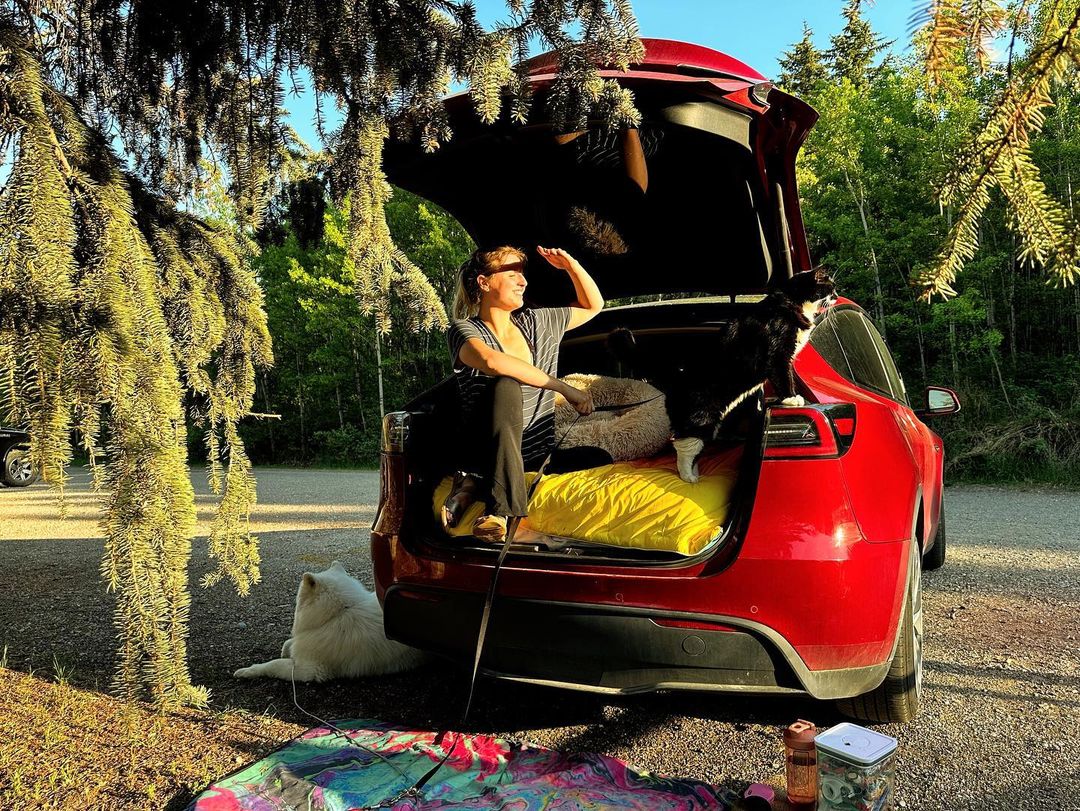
286, 0, 915, 149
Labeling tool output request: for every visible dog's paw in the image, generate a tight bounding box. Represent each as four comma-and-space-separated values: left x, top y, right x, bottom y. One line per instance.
680, 470, 700, 484
233, 666, 256, 679
781, 395, 806, 407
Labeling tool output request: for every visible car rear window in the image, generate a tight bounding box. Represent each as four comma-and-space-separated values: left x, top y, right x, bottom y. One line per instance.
811, 309, 902, 402
860, 316, 908, 404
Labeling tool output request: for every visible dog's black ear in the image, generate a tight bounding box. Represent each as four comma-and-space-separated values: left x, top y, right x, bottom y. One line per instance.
303, 573, 317, 589
607, 327, 636, 359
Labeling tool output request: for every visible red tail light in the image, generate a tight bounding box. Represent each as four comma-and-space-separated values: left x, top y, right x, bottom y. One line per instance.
764, 404, 856, 459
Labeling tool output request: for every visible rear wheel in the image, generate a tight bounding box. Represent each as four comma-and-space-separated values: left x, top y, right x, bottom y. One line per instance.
836, 542, 923, 723
922, 501, 946, 571
2, 447, 38, 487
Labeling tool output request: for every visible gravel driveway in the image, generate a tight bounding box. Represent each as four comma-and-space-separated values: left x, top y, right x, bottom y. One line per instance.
1, 468, 1078, 810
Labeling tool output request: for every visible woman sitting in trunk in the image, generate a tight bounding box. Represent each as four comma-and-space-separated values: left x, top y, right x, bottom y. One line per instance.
443, 244, 606, 542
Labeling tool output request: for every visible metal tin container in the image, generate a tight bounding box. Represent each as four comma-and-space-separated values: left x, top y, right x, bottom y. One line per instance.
814, 723, 898, 811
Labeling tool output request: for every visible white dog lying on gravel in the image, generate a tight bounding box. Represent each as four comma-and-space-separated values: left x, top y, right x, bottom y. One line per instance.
233, 561, 427, 682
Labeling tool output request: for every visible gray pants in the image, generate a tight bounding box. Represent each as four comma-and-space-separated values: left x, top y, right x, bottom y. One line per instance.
458, 376, 611, 517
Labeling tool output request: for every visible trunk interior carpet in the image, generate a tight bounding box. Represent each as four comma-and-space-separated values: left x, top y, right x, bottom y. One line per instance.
186, 719, 735, 809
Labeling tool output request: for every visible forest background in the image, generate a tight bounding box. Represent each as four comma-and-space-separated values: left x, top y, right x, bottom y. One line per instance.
236, 2, 1080, 485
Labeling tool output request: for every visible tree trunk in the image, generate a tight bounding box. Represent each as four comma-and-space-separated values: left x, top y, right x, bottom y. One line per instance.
335, 381, 345, 429
899, 265, 927, 388
1066, 165, 1078, 354
375, 322, 386, 420
296, 352, 306, 459
990, 346, 1012, 413
913, 305, 927, 387
351, 342, 368, 433
1006, 270, 1017, 366
948, 316, 960, 384
261, 372, 276, 459
844, 170, 886, 336
1074, 284, 1080, 356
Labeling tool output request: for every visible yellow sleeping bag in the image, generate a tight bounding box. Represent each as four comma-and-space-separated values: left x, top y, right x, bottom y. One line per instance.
431, 446, 742, 556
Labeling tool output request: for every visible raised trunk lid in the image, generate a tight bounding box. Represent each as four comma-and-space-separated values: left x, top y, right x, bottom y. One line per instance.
383, 39, 817, 302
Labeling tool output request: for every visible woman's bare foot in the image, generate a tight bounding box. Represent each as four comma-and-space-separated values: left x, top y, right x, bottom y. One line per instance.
441, 472, 480, 530
471, 514, 508, 542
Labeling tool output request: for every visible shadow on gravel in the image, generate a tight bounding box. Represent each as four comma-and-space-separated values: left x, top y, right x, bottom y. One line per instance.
0, 530, 372, 693
930, 680, 1080, 709
927, 658, 1080, 688
922, 560, 1080, 600
3, 528, 853, 738
194, 660, 848, 745
981, 771, 1080, 810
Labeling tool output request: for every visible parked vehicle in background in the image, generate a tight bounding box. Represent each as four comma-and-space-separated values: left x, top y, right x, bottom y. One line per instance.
373, 39, 961, 723
1, 426, 37, 487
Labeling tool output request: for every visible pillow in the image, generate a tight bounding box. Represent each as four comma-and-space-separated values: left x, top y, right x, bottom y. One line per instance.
553, 373, 670, 462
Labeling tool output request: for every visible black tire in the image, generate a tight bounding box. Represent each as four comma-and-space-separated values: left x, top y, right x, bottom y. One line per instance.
2, 447, 38, 487
836, 542, 923, 723
922, 501, 946, 571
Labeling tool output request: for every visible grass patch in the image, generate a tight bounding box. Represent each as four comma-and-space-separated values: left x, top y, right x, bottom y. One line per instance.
948, 459, 1080, 488
0, 667, 300, 810
942, 412, 1080, 489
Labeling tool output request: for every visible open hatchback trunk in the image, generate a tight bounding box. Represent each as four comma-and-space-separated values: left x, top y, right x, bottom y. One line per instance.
380, 39, 819, 563
383, 38, 818, 302
393, 297, 776, 564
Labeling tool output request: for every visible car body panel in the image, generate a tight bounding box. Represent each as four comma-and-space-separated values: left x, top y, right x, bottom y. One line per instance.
0, 426, 32, 461
373, 42, 946, 704
372, 444, 909, 676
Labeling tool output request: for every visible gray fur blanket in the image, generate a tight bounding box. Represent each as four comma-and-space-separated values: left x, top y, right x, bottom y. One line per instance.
553, 374, 671, 462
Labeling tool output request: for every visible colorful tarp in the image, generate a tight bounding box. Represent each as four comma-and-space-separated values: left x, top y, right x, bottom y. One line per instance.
188, 719, 733, 810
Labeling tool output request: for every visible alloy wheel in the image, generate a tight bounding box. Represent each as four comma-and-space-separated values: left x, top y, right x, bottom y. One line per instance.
8, 453, 33, 483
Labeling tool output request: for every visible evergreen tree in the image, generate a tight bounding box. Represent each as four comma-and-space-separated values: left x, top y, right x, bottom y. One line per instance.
787, 13, 1080, 484
0, 1, 643, 705
913, 0, 1080, 297
778, 22, 828, 98
827, 0, 889, 85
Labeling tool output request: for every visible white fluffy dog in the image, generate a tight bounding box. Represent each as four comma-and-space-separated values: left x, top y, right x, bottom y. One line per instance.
233, 561, 427, 682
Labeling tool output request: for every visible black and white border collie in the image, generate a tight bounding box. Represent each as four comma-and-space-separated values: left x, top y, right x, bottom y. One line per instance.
609, 268, 837, 482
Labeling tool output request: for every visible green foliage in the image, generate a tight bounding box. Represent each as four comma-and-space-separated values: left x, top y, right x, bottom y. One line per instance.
242, 184, 472, 467
313, 426, 380, 466
0, 26, 270, 706
827, 0, 890, 85
794, 5, 1080, 486
0, 0, 642, 705
779, 23, 829, 98
0, 0, 643, 341
913, 0, 1080, 296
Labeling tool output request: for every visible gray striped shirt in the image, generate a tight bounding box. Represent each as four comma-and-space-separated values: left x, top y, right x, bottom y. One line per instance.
448, 307, 572, 468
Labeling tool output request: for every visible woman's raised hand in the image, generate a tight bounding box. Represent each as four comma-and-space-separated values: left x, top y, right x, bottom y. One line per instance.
537, 245, 579, 272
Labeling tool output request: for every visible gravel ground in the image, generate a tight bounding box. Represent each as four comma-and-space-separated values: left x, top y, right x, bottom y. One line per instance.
1, 468, 1078, 810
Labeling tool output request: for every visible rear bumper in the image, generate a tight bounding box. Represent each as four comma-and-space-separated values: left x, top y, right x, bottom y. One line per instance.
383, 585, 891, 700
374, 453, 911, 700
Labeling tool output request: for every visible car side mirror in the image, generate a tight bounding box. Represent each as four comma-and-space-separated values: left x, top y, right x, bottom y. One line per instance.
915, 386, 960, 418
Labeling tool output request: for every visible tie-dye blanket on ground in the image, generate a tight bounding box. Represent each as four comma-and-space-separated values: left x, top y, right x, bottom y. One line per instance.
188, 719, 734, 810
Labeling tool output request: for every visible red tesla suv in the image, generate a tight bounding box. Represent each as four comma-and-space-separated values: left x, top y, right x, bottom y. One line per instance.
373, 39, 957, 723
